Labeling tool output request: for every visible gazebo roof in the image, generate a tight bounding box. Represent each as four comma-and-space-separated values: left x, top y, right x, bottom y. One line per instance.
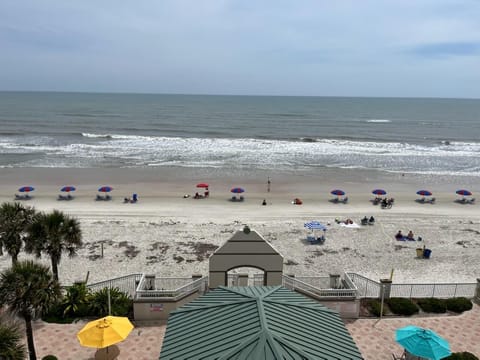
159, 286, 363, 359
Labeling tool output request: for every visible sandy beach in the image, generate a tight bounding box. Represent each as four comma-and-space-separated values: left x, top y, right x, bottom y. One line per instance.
0, 167, 478, 285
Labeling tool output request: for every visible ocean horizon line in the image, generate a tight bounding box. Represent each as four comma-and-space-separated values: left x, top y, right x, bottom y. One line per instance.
1, 89, 479, 101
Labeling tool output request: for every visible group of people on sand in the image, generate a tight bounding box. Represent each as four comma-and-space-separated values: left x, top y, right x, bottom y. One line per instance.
361, 216, 375, 225
395, 230, 421, 241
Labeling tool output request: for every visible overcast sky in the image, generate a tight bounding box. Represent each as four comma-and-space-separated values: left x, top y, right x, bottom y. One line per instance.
1, 1, 479, 98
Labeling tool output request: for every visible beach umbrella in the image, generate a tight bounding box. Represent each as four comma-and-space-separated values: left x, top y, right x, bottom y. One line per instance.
416, 190, 432, 196
196, 183, 209, 189
395, 325, 451, 360
456, 189, 472, 196
18, 186, 34, 192
372, 189, 387, 196
230, 187, 245, 193
77, 315, 133, 349
98, 186, 113, 193
331, 189, 345, 196
304, 221, 327, 231
61, 186, 76, 192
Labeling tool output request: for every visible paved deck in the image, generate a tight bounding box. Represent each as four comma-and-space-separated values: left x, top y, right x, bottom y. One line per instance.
28, 304, 480, 359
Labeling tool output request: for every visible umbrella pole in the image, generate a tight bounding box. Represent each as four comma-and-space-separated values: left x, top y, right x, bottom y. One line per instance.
108, 288, 111, 315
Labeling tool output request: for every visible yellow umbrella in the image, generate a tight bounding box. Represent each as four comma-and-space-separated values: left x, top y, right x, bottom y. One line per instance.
77, 316, 134, 349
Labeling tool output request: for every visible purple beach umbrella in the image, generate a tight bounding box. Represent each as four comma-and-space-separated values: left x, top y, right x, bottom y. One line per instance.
416, 190, 432, 197
230, 187, 245, 193
98, 186, 113, 193
61, 186, 76, 192
19, 186, 35, 192
331, 189, 345, 196
456, 189, 472, 196
372, 189, 387, 196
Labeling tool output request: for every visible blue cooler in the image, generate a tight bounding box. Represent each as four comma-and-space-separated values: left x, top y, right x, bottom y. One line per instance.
423, 249, 432, 259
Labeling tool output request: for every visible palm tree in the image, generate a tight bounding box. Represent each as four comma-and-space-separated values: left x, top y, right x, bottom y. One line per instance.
0, 202, 37, 264
0, 314, 27, 360
25, 209, 82, 282
0, 260, 61, 360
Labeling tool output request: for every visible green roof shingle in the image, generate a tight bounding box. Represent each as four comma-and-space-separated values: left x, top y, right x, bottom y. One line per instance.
160, 286, 363, 360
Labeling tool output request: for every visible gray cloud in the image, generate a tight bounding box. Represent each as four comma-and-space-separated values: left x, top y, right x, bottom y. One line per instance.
0, 1, 479, 97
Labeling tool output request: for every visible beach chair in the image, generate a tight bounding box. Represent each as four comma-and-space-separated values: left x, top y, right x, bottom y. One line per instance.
468, 198, 475, 204
58, 194, 67, 201
429, 197, 436, 204
105, 194, 112, 201
342, 196, 348, 204
15, 194, 25, 200
96, 194, 105, 201
239, 196, 244, 201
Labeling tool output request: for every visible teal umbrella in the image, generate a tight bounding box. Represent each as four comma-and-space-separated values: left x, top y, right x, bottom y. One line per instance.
395, 325, 451, 360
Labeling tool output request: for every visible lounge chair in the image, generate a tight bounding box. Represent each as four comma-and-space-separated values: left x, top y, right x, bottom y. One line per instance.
105, 194, 112, 201
416, 197, 425, 203
342, 196, 348, 204
429, 197, 436, 204
96, 194, 105, 201
14, 194, 31, 200
468, 198, 475, 204
239, 196, 244, 201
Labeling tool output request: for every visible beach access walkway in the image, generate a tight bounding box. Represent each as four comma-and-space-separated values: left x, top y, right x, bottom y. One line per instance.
29, 304, 480, 359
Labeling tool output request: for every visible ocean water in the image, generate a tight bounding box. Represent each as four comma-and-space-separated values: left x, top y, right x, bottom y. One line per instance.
0, 91, 479, 176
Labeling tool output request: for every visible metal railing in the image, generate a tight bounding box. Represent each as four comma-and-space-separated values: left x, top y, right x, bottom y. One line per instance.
347, 273, 381, 298
135, 276, 208, 300
282, 276, 357, 298
86, 273, 143, 298
346, 272, 477, 299
390, 283, 477, 298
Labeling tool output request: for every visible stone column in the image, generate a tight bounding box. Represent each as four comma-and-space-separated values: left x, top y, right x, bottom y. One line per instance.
379, 279, 392, 300
475, 278, 480, 304
144, 274, 155, 290
330, 274, 341, 289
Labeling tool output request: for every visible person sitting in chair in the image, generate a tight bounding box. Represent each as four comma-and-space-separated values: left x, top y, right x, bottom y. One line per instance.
369, 216, 375, 224
361, 216, 368, 225
262, 199, 267, 206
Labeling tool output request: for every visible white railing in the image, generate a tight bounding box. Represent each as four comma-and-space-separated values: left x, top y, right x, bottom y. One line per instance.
282, 276, 357, 298
390, 283, 476, 298
86, 273, 143, 298
347, 272, 477, 299
135, 276, 208, 300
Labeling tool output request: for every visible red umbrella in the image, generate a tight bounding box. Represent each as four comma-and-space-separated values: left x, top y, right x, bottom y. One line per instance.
196, 183, 209, 188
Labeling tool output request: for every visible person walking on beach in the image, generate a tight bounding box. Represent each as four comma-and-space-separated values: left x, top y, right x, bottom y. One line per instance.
267, 177, 271, 192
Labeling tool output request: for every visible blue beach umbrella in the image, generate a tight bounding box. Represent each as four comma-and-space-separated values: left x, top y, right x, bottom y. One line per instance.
456, 189, 472, 196
416, 190, 432, 197
372, 189, 387, 196
98, 186, 113, 193
304, 221, 327, 231
330, 189, 345, 196
19, 186, 35, 192
230, 187, 245, 194
395, 325, 451, 360
61, 186, 76, 192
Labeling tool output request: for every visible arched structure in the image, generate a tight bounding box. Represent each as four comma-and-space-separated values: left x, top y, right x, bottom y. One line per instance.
209, 226, 284, 288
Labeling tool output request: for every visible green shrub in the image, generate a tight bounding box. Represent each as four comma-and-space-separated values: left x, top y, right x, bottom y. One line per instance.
446, 297, 473, 313
416, 298, 447, 313
366, 299, 385, 317
41, 302, 75, 324
88, 287, 133, 317
386, 298, 419, 316
42, 356, 58, 360
444, 352, 479, 360
62, 282, 91, 317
